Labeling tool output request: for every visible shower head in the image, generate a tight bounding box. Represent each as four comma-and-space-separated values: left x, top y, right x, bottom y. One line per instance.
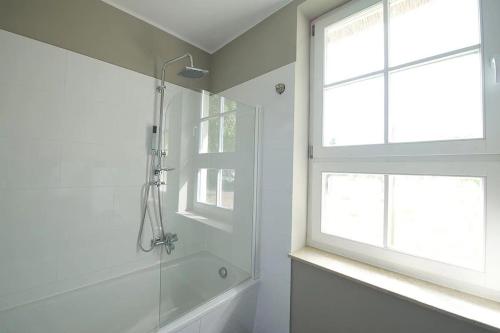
178, 66, 209, 79
160, 53, 209, 80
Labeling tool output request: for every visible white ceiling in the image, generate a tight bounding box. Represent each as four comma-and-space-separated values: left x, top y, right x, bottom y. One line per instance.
102, 0, 293, 54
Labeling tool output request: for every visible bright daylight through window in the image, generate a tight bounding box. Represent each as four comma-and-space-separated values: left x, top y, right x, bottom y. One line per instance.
309, 0, 500, 299
197, 93, 237, 210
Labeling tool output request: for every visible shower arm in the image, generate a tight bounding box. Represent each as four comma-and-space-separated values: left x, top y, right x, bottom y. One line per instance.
156, 53, 194, 156
160, 53, 194, 83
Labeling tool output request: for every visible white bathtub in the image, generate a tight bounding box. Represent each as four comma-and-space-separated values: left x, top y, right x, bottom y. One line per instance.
0, 252, 257, 333
160, 252, 251, 325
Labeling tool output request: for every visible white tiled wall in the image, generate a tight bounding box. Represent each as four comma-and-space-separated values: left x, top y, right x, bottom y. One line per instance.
0, 29, 207, 331
0, 28, 262, 333
222, 63, 296, 333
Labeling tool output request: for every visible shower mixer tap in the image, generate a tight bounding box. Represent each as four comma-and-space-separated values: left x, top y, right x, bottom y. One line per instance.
151, 232, 178, 254
154, 167, 175, 176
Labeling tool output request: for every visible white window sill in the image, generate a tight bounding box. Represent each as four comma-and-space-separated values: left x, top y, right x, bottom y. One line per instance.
290, 246, 500, 331
176, 211, 233, 233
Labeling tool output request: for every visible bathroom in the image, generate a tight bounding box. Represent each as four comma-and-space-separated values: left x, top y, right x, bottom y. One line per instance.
1, 0, 500, 332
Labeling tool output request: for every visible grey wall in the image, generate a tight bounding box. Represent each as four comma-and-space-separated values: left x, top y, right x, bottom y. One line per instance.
210, 1, 304, 93
209, 0, 350, 93
0, 0, 211, 91
291, 260, 497, 333
0, 0, 351, 94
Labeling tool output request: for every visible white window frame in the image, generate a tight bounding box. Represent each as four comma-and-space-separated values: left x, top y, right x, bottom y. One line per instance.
309, 0, 500, 300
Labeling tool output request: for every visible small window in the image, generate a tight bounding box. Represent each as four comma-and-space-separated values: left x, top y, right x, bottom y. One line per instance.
200, 118, 220, 153
222, 112, 236, 152
321, 173, 385, 246
197, 168, 218, 205
389, 52, 483, 143
388, 0, 481, 66
197, 168, 236, 210
387, 174, 485, 271
200, 93, 237, 153
323, 76, 384, 146
324, 3, 384, 84
219, 169, 235, 210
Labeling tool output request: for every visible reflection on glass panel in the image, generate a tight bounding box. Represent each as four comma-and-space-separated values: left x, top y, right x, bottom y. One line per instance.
199, 118, 220, 153
202, 93, 221, 118
197, 168, 218, 205
321, 173, 385, 246
388, 175, 485, 270
223, 98, 237, 113
389, 52, 483, 143
325, 3, 384, 84
389, 0, 480, 66
323, 76, 384, 146
220, 169, 235, 209
222, 112, 236, 152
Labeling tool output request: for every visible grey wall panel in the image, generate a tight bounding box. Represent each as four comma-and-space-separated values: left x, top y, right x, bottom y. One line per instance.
291, 260, 497, 333
0, 0, 211, 91
210, 1, 304, 93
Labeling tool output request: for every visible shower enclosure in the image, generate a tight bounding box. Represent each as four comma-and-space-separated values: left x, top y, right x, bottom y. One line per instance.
156, 81, 259, 327
0, 29, 258, 333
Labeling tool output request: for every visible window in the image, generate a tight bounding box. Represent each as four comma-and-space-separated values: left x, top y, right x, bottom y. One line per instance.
310, 0, 500, 300
321, 173, 485, 271
194, 92, 238, 212
197, 168, 218, 205
197, 168, 235, 210
200, 94, 236, 154
322, 0, 482, 147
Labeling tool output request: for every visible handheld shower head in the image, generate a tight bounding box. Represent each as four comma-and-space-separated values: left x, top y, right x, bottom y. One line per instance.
178, 66, 209, 79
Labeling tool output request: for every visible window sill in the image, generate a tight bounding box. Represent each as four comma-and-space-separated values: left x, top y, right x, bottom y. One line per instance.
176, 211, 233, 233
290, 246, 500, 331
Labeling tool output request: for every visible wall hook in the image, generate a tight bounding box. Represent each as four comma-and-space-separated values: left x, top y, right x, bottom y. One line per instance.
275, 83, 285, 95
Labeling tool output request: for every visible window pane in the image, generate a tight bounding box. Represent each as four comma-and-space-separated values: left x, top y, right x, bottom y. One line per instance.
388, 175, 485, 271
325, 3, 384, 84
389, 0, 480, 66
219, 169, 235, 210
321, 173, 385, 246
389, 52, 483, 143
222, 112, 236, 152
323, 76, 384, 146
202, 93, 221, 118
197, 168, 218, 205
223, 98, 237, 113
199, 118, 220, 153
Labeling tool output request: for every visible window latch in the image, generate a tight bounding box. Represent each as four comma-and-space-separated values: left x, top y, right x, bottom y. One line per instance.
308, 145, 314, 159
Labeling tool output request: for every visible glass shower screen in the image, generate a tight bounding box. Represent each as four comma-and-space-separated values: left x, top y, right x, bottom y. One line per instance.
158, 90, 258, 326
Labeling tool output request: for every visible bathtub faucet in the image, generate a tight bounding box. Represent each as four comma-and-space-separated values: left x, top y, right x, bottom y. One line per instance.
151, 232, 178, 254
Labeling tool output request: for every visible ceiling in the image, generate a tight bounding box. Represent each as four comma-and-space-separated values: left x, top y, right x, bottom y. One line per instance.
102, 0, 293, 54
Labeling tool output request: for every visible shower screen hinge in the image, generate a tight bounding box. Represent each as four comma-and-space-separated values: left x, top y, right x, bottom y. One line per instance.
311, 25, 315, 37
308, 145, 314, 159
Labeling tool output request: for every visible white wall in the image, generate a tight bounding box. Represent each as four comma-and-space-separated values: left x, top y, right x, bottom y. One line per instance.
222, 63, 296, 333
